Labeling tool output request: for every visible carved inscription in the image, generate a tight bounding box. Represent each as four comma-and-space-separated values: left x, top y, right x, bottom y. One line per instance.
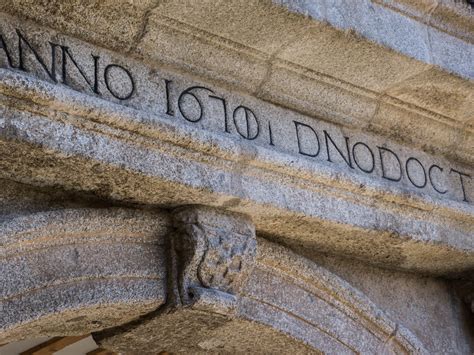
0, 29, 135, 100
292, 123, 471, 202
0, 27, 471, 203
164, 79, 471, 203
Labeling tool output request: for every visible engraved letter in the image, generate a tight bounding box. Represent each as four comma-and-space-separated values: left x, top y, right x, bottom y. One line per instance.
324, 131, 353, 168
377, 146, 402, 182
104, 64, 135, 100
0, 34, 15, 67
450, 168, 471, 202
60, 45, 100, 94
352, 141, 375, 174
294, 121, 320, 157
428, 165, 447, 194
268, 122, 275, 146
178, 86, 215, 123
405, 157, 427, 188
233, 106, 260, 140
16, 29, 57, 82
164, 79, 174, 116
209, 94, 229, 132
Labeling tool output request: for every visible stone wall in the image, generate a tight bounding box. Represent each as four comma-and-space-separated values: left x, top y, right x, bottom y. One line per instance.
0, 1, 473, 353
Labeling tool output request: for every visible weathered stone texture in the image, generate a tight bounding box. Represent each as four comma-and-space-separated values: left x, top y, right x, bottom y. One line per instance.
96, 308, 317, 355
173, 206, 257, 301
0, 1, 472, 353
0, 14, 471, 275
0, 207, 170, 343
0, 0, 159, 52
292, 249, 474, 354
0, 1, 472, 164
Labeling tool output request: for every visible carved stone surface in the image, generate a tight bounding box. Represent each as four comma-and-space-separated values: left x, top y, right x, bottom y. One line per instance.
0, 207, 170, 343
95, 207, 453, 354
173, 206, 257, 302
0, 1, 473, 353
0, 10, 472, 275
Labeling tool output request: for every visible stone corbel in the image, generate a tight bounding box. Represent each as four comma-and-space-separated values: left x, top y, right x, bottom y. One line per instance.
172, 206, 257, 310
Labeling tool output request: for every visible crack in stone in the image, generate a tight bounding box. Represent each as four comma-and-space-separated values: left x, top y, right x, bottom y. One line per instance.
127, 0, 163, 55
253, 26, 308, 98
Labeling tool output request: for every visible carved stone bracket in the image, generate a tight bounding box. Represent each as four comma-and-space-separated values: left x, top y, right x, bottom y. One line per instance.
172, 206, 257, 307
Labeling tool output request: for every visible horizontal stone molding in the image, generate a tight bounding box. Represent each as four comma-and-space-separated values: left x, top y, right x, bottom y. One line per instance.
0, 10, 472, 275
0, 67, 473, 275
0, 8, 472, 167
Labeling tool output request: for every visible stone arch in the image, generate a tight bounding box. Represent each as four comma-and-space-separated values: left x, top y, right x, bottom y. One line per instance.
94, 206, 426, 354
0, 208, 170, 343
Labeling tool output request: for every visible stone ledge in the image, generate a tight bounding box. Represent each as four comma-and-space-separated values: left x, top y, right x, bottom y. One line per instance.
0, 67, 471, 217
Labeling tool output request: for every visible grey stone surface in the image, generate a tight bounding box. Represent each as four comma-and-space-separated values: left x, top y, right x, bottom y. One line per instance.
0, 199, 471, 352
0, 0, 159, 53
0, 178, 114, 222
275, 0, 474, 79
290, 247, 474, 353
173, 206, 257, 304
0, 66, 472, 275
0, 207, 170, 343
0, 2, 472, 166
0, 2, 472, 352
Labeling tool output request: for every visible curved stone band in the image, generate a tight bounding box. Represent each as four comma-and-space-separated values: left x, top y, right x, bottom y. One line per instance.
0, 208, 170, 343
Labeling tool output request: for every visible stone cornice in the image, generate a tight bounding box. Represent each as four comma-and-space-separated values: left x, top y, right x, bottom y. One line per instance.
0, 4, 472, 276
137, 11, 473, 166
0, 69, 471, 220
0, 2, 472, 166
